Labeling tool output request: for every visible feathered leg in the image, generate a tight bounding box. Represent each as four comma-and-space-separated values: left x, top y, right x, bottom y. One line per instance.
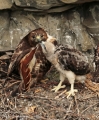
51, 73, 66, 92
66, 71, 78, 98
66, 83, 78, 98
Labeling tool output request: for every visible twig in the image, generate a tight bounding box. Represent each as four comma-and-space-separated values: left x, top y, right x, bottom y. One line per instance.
64, 101, 73, 119
19, 94, 56, 101
74, 96, 80, 116
55, 90, 67, 99
5, 81, 20, 90
68, 101, 72, 112
80, 102, 99, 115
14, 97, 17, 109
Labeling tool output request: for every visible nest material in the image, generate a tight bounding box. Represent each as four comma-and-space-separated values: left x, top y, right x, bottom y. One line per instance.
85, 73, 99, 93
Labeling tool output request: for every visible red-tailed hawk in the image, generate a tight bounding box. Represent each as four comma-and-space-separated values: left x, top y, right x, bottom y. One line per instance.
7, 28, 51, 95
40, 38, 90, 98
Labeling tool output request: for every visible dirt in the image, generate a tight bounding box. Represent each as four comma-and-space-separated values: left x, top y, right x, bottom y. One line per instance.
0, 51, 99, 120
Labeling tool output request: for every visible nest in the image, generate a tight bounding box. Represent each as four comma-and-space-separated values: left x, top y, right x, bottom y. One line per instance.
85, 73, 99, 93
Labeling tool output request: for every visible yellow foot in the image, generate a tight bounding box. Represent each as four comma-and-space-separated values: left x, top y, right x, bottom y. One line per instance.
66, 89, 78, 98
51, 85, 66, 92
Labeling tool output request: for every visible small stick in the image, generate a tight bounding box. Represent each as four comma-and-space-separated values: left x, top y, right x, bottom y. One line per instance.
74, 96, 80, 115
81, 102, 99, 115
55, 90, 67, 99
5, 81, 20, 90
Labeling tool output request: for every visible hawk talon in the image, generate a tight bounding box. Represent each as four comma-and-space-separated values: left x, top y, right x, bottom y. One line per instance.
66, 89, 78, 98
51, 84, 66, 92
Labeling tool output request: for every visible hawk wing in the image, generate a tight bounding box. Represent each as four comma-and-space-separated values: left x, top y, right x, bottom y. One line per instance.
7, 33, 32, 77
19, 47, 37, 91
57, 44, 90, 75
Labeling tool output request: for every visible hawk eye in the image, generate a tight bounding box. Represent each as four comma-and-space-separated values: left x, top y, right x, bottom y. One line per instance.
33, 36, 35, 39
41, 35, 43, 38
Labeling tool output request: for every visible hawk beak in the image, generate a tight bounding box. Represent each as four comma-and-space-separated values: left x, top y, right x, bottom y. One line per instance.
36, 35, 41, 42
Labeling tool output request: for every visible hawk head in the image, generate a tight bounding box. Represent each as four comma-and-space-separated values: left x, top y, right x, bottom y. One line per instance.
40, 35, 57, 57
28, 28, 48, 47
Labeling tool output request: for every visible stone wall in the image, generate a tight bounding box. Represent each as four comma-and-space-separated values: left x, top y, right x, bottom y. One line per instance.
0, 0, 99, 69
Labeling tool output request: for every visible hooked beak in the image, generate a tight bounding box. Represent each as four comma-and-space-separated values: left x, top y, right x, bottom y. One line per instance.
36, 35, 41, 42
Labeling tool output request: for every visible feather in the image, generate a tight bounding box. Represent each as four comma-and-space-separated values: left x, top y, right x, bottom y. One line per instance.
20, 47, 37, 91
56, 44, 90, 75
41, 40, 90, 98
7, 28, 52, 96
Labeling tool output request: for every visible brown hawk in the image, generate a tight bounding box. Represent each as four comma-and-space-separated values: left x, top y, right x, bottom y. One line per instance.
7, 28, 51, 96
40, 38, 90, 98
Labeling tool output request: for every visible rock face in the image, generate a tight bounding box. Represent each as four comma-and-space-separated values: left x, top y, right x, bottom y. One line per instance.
0, 0, 99, 10
0, 1, 99, 69
0, 0, 12, 9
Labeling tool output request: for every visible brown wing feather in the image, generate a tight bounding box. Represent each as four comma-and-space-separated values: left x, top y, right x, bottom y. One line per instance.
57, 45, 90, 75
7, 49, 32, 76
19, 47, 37, 91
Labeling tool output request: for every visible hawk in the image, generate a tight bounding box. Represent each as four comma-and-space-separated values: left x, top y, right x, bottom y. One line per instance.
7, 28, 51, 95
40, 39, 90, 98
